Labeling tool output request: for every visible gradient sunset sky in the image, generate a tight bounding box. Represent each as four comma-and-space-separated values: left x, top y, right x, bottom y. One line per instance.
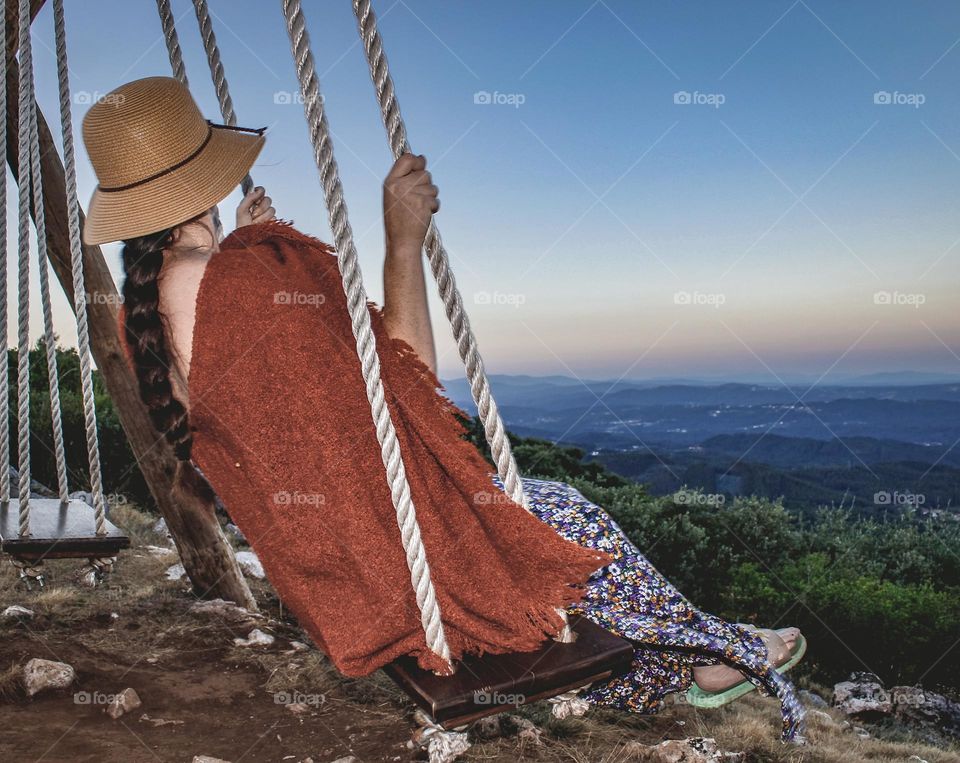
11, 0, 960, 383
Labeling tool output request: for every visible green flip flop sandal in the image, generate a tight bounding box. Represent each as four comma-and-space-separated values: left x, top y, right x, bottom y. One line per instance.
684, 631, 807, 709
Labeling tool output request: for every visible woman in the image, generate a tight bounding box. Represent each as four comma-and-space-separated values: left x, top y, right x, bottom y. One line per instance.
83, 77, 805, 741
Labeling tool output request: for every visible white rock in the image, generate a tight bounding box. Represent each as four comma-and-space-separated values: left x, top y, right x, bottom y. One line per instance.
2, 605, 34, 619
226, 523, 247, 543
188, 598, 260, 625
515, 718, 542, 745
330, 757, 357, 763
145, 545, 176, 556
832, 672, 893, 717
23, 658, 75, 697
165, 563, 186, 581
141, 713, 184, 726
192, 757, 232, 763
233, 628, 274, 648
473, 715, 501, 739
235, 550, 265, 579
153, 517, 174, 545
644, 737, 745, 763
106, 687, 142, 719
288, 641, 309, 652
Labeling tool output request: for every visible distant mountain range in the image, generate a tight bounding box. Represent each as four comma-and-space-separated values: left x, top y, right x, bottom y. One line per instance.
440, 374, 960, 513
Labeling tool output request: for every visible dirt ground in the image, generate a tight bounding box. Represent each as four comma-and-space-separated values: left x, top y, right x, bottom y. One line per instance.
0, 592, 419, 762
2, 510, 959, 763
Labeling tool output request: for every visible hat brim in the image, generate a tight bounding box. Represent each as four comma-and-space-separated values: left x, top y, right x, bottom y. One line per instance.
82, 127, 266, 245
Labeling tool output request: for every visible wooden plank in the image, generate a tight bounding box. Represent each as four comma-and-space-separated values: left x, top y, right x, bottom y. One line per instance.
385, 615, 634, 727
0, 498, 129, 557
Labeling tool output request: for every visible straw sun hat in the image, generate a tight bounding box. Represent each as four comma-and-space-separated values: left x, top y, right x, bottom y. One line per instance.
81, 76, 266, 245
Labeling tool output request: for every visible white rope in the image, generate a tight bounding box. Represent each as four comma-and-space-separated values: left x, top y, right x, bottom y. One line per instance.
155, 0, 188, 87
0, 0, 10, 503
280, 0, 451, 670
548, 686, 592, 719
412, 710, 471, 763
352, 0, 575, 643
16, 0, 34, 533
352, 0, 526, 511
29, 93, 70, 503
191, 0, 253, 195
53, 0, 108, 534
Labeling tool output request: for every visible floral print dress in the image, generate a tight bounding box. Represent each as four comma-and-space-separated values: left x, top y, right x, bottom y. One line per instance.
505, 477, 806, 743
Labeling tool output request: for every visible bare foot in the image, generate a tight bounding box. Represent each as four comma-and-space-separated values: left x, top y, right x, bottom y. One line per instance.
692, 626, 801, 693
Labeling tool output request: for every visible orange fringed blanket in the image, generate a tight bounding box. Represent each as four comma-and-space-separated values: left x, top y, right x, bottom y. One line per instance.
134, 220, 610, 676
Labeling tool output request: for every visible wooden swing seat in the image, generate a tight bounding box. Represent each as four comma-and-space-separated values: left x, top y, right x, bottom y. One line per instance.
0, 498, 129, 561
386, 614, 634, 727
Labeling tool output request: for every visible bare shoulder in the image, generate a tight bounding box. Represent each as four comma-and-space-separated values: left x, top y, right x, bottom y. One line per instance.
157, 249, 213, 388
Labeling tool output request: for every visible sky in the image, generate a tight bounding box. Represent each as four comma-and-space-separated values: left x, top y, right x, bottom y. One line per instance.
9, 0, 960, 384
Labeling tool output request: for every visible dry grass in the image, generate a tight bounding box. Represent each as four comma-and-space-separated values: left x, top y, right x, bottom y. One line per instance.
0, 662, 21, 701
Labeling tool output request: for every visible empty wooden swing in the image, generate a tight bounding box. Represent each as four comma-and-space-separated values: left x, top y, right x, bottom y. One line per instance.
0, 0, 129, 588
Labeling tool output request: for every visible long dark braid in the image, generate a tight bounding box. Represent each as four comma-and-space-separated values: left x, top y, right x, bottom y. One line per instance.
121, 228, 193, 461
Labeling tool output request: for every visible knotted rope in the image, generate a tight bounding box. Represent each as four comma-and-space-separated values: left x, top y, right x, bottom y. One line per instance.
155, 0, 189, 86
16, 0, 34, 532
280, 0, 451, 669
352, 0, 574, 643
351, 0, 526, 511
29, 85, 70, 503
156, 0, 254, 195
53, 0, 108, 534
191, 0, 253, 195
0, 0, 9, 503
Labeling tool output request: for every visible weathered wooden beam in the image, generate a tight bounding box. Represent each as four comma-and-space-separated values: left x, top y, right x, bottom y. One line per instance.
4, 0, 255, 609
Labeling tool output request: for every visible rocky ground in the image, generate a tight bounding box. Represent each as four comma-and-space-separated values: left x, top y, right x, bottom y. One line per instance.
1, 503, 958, 763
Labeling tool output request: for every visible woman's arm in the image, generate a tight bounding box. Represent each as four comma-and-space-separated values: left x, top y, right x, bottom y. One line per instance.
381, 154, 440, 374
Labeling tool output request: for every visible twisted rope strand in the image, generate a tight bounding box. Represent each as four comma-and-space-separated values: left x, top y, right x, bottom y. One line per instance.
16, 0, 33, 532
351, 0, 526, 510
352, 0, 577, 641
281, 0, 450, 669
155, 0, 188, 86
191, 0, 253, 195
0, 4, 10, 503
53, 0, 107, 533
29, 91, 70, 502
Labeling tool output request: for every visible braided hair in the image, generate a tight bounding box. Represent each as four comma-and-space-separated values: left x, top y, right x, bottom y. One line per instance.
121, 227, 195, 462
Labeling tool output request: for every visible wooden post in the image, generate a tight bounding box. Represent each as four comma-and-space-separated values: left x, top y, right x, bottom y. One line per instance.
4, 0, 256, 609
